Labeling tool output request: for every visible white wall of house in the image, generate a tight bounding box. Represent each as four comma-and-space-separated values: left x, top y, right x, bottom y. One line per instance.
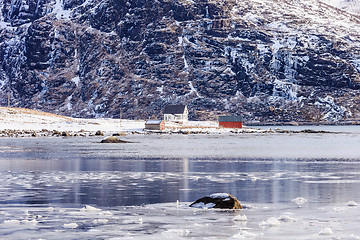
163, 106, 188, 122
164, 112, 188, 122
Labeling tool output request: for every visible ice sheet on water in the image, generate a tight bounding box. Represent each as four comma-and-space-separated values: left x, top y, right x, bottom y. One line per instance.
0, 201, 360, 239
1, 134, 360, 238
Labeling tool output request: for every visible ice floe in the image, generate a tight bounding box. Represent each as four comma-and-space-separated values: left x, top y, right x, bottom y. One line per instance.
63, 222, 79, 229
291, 197, 308, 206
278, 215, 295, 223
259, 217, 281, 227
80, 205, 102, 212
319, 227, 334, 235
347, 201, 359, 207
233, 214, 248, 221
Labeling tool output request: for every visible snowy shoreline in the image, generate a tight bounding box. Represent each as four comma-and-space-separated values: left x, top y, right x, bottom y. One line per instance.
247, 120, 360, 126
0, 107, 341, 137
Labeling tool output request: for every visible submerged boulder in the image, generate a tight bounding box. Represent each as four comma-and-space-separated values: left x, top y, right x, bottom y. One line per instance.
190, 193, 242, 209
100, 136, 131, 143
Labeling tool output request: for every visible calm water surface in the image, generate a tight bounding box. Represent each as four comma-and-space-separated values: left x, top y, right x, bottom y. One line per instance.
1, 127, 360, 207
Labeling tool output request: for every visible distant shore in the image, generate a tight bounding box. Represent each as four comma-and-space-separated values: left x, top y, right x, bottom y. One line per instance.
0, 107, 356, 138
0, 126, 339, 138
247, 120, 360, 126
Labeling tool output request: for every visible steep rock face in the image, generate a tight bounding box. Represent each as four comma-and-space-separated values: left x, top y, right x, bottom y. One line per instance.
1, 0, 360, 122
2, 0, 50, 26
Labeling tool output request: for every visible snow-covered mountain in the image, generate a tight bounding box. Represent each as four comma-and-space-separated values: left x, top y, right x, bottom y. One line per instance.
1, 0, 360, 123
321, 0, 360, 14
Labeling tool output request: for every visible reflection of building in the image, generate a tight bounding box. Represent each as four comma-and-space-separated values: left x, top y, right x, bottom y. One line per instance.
163, 105, 188, 122
218, 116, 243, 128
145, 120, 165, 130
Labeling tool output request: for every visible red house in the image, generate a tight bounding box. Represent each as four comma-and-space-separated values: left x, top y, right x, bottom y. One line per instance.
218, 116, 243, 128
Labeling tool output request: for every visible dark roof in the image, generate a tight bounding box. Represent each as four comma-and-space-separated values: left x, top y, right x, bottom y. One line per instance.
218, 116, 243, 122
163, 105, 186, 114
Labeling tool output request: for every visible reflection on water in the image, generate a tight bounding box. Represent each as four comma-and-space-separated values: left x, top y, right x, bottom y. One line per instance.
1, 130, 360, 207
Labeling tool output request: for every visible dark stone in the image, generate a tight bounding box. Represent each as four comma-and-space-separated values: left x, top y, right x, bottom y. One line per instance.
95, 130, 104, 136
145, 43, 167, 55
62, 131, 70, 137
100, 136, 132, 143
190, 193, 243, 209
52, 130, 61, 136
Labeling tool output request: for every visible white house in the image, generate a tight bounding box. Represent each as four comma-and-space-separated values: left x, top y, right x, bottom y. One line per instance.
163, 105, 188, 122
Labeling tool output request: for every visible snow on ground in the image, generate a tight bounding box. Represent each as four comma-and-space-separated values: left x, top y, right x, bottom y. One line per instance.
52, 0, 71, 19
1, 107, 348, 137
0, 107, 246, 135
0, 107, 145, 133
320, 0, 360, 15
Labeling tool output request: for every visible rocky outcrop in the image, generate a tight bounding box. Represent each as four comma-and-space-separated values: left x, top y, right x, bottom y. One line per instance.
1, 0, 360, 123
190, 193, 243, 209
100, 136, 131, 143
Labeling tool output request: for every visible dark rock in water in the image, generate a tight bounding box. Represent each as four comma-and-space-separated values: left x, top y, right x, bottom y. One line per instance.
52, 130, 61, 136
62, 131, 70, 137
95, 130, 104, 136
100, 136, 131, 143
190, 193, 242, 209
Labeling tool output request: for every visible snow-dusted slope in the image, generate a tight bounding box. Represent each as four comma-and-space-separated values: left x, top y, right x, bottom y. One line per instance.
0, 0, 360, 123
321, 0, 360, 14
0, 107, 144, 132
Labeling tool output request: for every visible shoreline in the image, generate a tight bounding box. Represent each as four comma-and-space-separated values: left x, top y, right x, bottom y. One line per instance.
1, 107, 358, 138
0, 126, 339, 138
246, 120, 360, 126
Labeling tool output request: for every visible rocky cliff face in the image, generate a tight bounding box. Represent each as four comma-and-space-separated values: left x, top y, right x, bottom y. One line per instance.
1, 0, 360, 123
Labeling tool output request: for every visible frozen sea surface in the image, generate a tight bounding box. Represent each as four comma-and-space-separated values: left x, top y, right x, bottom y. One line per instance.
1, 201, 360, 240
1, 126, 360, 239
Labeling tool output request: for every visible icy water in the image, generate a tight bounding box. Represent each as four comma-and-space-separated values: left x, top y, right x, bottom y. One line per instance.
1, 126, 360, 239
